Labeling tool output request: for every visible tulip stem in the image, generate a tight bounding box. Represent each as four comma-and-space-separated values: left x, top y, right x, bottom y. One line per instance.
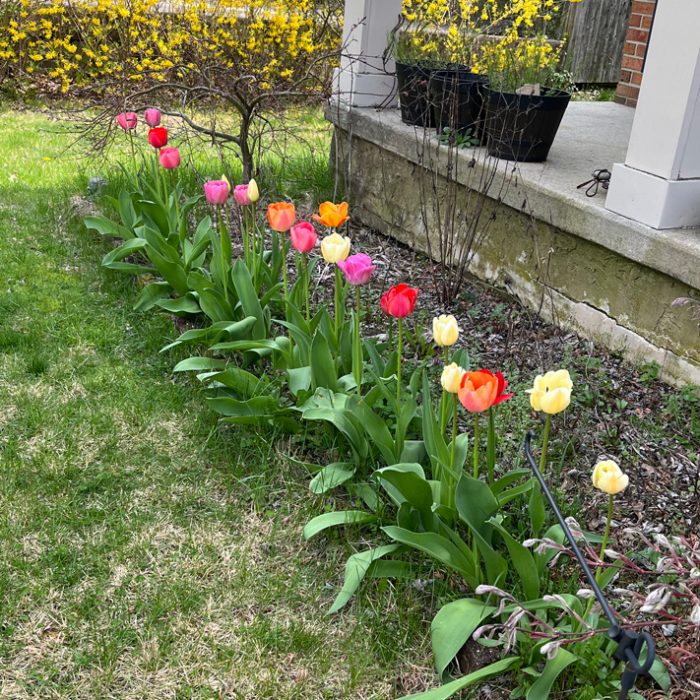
334, 265, 342, 341
396, 317, 403, 408
218, 208, 230, 303
473, 414, 480, 479
354, 284, 362, 397
539, 413, 551, 475
250, 202, 258, 288
303, 253, 310, 322
449, 394, 458, 501
440, 346, 449, 434
487, 408, 496, 484
242, 205, 250, 269
282, 238, 289, 306
128, 131, 137, 173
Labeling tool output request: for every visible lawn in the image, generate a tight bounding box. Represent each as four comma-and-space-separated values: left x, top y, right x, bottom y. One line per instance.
0, 109, 431, 699
1, 106, 698, 700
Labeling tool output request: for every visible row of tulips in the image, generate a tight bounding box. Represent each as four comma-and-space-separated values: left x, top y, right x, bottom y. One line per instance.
87, 112, 666, 700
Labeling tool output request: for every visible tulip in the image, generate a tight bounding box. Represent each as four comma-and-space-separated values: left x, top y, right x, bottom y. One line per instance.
148, 127, 168, 149
441, 363, 465, 394
433, 314, 459, 347
380, 283, 419, 406
380, 283, 419, 319
313, 201, 350, 229
204, 179, 230, 206
144, 108, 161, 127
267, 202, 296, 232
592, 460, 629, 496
320, 233, 351, 264
290, 221, 317, 254
581, 459, 629, 625
234, 184, 252, 206
337, 253, 375, 286
458, 370, 500, 414
116, 112, 137, 130
159, 147, 180, 169
248, 178, 259, 203
528, 369, 573, 415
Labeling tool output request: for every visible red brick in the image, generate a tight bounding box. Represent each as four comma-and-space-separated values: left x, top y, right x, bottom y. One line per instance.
623, 41, 638, 56
631, 1, 656, 16
619, 69, 632, 83
622, 55, 644, 71
640, 14, 653, 29
616, 83, 640, 99
630, 72, 643, 86
635, 42, 648, 57
627, 28, 650, 42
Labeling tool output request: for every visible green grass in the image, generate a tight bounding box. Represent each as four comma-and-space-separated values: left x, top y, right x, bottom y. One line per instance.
0, 110, 430, 699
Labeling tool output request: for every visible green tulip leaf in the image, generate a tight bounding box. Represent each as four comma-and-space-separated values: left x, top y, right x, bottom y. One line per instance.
397, 657, 518, 700
525, 649, 577, 700
431, 598, 496, 680
133, 281, 172, 312
309, 463, 356, 494
302, 510, 377, 540
173, 356, 228, 373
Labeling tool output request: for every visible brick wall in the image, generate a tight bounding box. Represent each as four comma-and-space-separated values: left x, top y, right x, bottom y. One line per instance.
615, 0, 656, 107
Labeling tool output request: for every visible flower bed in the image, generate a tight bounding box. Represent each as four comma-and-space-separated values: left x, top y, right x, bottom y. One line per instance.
82, 110, 700, 699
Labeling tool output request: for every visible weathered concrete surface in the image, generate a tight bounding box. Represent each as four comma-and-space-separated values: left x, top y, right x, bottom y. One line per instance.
328, 101, 700, 386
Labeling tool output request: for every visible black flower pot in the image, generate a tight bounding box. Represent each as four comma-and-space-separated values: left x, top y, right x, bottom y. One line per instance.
483, 87, 571, 162
429, 68, 487, 138
395, 61, 435, 127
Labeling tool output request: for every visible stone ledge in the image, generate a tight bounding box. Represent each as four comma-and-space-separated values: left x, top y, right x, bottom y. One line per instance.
327, 100, 700, 292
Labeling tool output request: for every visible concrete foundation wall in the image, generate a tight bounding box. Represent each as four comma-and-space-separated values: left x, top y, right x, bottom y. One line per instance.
332, 121, 700, 386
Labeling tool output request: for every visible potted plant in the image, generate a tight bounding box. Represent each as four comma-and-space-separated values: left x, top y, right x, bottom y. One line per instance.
391, 4, 484, 130
478, 24, 575, 162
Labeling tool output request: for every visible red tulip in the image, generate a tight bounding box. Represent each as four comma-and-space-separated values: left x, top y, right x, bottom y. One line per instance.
159, 147, 180, 169
148, 127, 168, 149
290, 221, 318, 253
116, 112, 137, 130
380, 283, 418, 318
144, 108, 161, 127
458, 369, 512, 413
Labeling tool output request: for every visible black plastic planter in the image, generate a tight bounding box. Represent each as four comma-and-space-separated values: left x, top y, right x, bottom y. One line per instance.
484, 87, 571, 162
429, 68, 487, 138
395, 61, 435, 127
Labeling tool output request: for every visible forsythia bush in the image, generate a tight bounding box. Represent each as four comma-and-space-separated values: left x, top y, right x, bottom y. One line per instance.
0, 0, 340, 94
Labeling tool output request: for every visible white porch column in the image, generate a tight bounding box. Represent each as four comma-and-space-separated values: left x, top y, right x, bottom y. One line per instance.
333, 0, 402, 107
606, 0, 700, 229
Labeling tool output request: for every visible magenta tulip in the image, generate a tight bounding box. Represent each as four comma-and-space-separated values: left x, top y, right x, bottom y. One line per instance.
290, 221, 317, 254
159, 147, 180, 169
204, 179, 230, 205
144, 108, 161, 127
116, 112, 137, 130
337, 253, 376, 286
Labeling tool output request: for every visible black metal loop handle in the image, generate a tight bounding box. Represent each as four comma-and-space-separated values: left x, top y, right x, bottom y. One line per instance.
523, 431, 656, 700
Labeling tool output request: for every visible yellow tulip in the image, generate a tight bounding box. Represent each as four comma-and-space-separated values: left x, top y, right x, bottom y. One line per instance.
592, 460, 629, 495
248, 178, 259, 203
433, 314, 459, 347
528, 369, 572, 415
441, 363, 465, 394
320, 233, 351, 263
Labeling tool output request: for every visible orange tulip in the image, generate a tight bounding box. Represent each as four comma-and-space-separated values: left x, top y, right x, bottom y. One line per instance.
312, 201, 350, 228
458, 370, 500, 413
267, 202, 296, 232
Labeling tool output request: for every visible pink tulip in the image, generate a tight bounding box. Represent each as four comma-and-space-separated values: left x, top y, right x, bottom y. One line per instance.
159, 147, 180, 169
144, 108, 161, 127
204, 179, 230, 205
337, 253, 376, 286
290, 221, 318, 254
116, 112, 137, 130
234, 184, 251, 206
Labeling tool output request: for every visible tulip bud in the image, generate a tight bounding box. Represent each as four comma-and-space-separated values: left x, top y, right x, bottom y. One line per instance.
433, 314, 459, 347
591, 460, 629, 495
144, 108, 161, 127
441, 363, 464, 394
321, 233, 351, 263
527, 369, 573, 415
248, 178, 259, 203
